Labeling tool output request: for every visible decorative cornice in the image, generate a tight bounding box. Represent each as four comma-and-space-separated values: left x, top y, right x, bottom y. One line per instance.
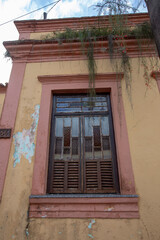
29, 196, 139, 218
14, 13, 149, 34
3, 38, 157, 63
38, 73, 124, 85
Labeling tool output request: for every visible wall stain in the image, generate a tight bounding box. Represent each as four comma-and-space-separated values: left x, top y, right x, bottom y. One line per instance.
88, 234, 94, 239
88, 219, 96, 229
13, 105, 40, 167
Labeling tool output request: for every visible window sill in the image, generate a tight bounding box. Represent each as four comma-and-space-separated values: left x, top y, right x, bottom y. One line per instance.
29, 194, 139, 219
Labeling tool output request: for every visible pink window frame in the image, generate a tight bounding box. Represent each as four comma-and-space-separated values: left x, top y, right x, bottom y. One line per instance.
30, 73, 138, 219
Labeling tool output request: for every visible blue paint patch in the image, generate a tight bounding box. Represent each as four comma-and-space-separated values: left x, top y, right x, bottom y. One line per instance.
88, 219, 96, 229
13, 105, 40, 167
88, 234, 94, 239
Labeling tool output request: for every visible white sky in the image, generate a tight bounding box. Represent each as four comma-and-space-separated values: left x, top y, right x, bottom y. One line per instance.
0, 0, 147, 84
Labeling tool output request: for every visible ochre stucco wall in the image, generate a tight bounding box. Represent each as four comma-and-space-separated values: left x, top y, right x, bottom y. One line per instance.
0, 93, 5, 118
0, 58, 160, 239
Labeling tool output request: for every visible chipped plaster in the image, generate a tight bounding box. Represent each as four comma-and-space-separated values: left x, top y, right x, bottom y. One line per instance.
13, 105, 40, 167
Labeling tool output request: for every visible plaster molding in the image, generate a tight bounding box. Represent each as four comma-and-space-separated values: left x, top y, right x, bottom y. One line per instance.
3, 38, 157, 63
38, 73, 124, 84
14, 13, 149, 34
29, 196, 139, 219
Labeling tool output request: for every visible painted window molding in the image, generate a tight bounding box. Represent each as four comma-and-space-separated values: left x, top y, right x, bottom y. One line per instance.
47, 94, 119, 194
30, 73, 139, 218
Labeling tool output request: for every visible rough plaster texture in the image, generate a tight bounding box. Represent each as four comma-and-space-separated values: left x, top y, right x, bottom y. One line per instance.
0, 58, 160, 239
13, 105, 40, 167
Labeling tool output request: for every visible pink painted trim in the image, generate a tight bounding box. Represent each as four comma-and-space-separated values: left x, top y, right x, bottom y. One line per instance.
0, 62, 26, 200
15, 13, 149, 34
151, 71, 160, 92
31, 73, 136, 196
29, 197, 139, 219
19, 32, 30, 40
3, 38, 157, 63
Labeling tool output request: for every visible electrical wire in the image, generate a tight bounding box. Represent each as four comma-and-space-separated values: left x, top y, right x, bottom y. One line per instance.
0, 0, 61, 27
47, 0, 61, 14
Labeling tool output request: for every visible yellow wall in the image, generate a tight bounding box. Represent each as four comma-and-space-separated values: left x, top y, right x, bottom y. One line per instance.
30, 32, 53, 40
0, 58, 160, 239
0, 93, 6, 118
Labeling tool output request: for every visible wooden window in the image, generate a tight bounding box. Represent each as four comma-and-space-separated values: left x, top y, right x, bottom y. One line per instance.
47, 94, 119, 194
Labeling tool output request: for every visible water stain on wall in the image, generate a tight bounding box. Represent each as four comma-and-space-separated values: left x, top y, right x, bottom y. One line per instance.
13, 105, 40, 167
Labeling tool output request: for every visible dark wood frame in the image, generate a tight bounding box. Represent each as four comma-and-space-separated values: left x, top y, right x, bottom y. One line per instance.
47, 94, 119, 194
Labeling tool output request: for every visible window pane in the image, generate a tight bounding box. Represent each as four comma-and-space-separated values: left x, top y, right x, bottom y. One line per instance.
101, 116, 109, 136
64, 117, 71, 127
55, 118, 63, 137
85, 117, 93, 137
72, 118, 79, 137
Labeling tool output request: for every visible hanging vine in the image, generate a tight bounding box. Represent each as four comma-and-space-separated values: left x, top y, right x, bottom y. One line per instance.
5, 20, 158, 103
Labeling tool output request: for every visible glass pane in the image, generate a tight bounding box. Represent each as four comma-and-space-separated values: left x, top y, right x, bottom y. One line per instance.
56, 108, 81, 113
85, 117, 93, 137
55, 118, 63, 137
101, 116, 109, 136
72, 118, 79, 137
64, 117, 71, 127
93, 117, 100, 126
57, 97, 81, 102
57, 103, 69, 107
56, 95, 108, 113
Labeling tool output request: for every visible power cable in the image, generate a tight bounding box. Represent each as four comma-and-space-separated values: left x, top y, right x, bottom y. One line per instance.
0, 0, 61, 27
47, 0, 61, 14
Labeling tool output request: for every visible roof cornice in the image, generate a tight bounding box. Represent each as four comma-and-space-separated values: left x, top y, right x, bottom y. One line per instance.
14, 13, 149, 34
3, 38, 156, 63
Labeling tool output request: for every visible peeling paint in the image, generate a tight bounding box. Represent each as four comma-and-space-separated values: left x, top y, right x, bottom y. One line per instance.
13, 105, 40, 167
105, 207, 114, 211
88, 219, 96, 229
25, 228, 29, 237
88, 234, 94, 239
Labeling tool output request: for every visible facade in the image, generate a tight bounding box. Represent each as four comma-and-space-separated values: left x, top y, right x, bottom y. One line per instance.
0, 13, 160, 239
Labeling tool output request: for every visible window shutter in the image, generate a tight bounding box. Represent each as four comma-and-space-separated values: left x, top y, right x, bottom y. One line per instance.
51, 160, 81, 193
84, 159, 116, 193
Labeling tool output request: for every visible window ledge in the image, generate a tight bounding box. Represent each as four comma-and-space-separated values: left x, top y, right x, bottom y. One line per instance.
29, 195, 139, 219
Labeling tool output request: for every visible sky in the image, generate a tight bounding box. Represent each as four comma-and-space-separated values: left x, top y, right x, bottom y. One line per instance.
0, 0, 147, 84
